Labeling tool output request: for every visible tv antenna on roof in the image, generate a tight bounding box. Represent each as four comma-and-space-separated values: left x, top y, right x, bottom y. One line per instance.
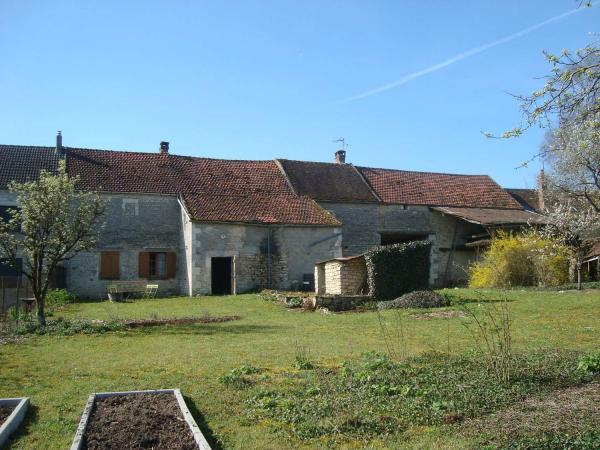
333, 138, 350, 150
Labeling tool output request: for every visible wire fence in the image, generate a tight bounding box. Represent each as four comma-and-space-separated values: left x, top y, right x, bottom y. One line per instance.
0, 268, 65, 329
0, 275, 34, 332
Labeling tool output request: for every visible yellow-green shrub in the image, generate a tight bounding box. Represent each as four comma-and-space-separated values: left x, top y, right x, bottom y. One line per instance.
469, 231, 570, 288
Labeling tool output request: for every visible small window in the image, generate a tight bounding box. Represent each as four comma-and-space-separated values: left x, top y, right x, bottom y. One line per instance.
139, 251, 176, 280
0, 206, 12, 223
100, 251, 120, 280
149, 252, 166, 278
0, 205, 20, 230
0, 258, 22, 277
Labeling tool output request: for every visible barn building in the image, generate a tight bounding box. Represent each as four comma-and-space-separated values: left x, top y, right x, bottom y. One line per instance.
0, 135, 543, 299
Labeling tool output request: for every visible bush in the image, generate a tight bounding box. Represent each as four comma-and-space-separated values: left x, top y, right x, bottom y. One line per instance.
11, 317, 124, 336
46, 289, 77, 309
469, 231, 570, 288
218, 365, 261, 389
6, 305, 34, 322
377, 290, 450, 310
365, 240, 431, 300
577, 352, 600, 375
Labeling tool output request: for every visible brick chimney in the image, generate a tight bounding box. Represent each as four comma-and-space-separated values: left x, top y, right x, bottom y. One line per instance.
55, 131, 64, 157
159, 141, 169, 154
537, 169, 545, 211
334, 150, 346, 164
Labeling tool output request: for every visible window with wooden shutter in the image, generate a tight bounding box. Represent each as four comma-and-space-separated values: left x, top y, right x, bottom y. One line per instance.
139, 252, 150, 278
139, 252, 176, 279
100, 252, 120, 280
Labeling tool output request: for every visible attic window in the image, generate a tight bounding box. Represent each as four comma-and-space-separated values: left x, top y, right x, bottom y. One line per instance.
122, 199, 139, 216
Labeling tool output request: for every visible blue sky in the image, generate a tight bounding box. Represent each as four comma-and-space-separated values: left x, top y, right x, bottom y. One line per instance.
0, 1, 597, 188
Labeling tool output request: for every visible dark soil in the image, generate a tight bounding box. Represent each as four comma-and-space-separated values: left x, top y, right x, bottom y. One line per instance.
82, 393, 197, 450
0, 405, 14, 425
123, 315, 239, 328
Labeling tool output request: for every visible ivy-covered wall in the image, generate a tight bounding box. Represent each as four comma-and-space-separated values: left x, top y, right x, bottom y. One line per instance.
365, 240, 431, 300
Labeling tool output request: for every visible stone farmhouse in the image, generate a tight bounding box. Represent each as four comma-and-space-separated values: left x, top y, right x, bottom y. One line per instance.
0, 135, 543, 299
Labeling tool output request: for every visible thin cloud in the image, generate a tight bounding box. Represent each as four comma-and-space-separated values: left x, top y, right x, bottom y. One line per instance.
340, 8, 585, 103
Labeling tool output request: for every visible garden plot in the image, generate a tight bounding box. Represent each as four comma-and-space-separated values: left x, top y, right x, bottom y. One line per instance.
71, 389, 211, 450
0, 397, 29, 448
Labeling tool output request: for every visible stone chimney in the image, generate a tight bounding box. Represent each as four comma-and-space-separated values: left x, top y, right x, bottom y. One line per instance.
334, 149, 346, 164
537, 169, 545, 211
55, 131, 64, 157
159, 141, 169, 154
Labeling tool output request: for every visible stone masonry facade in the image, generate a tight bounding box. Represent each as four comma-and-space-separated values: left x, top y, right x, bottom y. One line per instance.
316, 257, 367, 295
0, 142, 541, 300
321, 202, 482, 286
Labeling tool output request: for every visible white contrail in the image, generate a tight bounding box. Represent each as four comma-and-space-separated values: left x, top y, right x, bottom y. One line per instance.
340, 8, 585, 103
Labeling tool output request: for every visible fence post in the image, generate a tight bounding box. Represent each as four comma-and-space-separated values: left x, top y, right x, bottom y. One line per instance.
16, 274, 21, 329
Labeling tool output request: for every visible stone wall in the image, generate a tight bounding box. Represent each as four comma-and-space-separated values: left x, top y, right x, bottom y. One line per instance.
0, 188, 482, 296
319, 202, 481, 287
0, 190, 17, 206
318, 257, 367, 295
189, 223, 342, 295
66, 193, 181, 299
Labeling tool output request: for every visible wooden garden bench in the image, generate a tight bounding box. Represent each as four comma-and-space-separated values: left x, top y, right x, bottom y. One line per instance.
107, 281, 159, 300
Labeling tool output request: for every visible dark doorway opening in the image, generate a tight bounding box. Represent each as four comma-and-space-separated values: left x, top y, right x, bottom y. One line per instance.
211, 257, 233, 295
380, 232, 428, 246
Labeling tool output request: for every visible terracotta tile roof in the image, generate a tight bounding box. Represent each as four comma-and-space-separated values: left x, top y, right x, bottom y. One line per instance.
67, 148, 292, 196
505, 188, 541, 212
276, 159, 378, 203
358, 167, 522, 209
0, 145, 61, 189
181, 193, 340, 226
65, 147, 341, 226
1, 144, 534, 226
585, 241, 600, 259
431, 207, 546, 226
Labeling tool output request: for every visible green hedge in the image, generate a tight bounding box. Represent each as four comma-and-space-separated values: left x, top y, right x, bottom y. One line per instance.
365, 240, 431, 300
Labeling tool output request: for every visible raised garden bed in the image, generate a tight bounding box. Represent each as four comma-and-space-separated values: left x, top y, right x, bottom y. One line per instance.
0, 397, 29, 448
71, 389, 211, 450
122, 315, 239, 328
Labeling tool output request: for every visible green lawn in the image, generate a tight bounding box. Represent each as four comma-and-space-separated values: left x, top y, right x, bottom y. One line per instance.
1, 289, 599, 449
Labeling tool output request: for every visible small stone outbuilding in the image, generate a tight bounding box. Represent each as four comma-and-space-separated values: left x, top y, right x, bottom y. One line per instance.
315, 255, 367, 295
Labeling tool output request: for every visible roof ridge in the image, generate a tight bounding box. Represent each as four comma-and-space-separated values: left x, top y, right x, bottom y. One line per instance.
0, 144, 55, 150
67, 147, 273, 163
357, 165, 493, 178
350, 164, 382, 203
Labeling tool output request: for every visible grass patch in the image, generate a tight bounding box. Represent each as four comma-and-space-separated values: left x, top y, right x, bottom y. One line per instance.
241, 350, 590, 446
0, 290, 599, 448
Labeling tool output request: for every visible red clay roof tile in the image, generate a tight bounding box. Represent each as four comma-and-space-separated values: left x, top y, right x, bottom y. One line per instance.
181, 193, 340, 226
0, 145, 61, 188
65, 147, 339, 226
358, 167, 522, 209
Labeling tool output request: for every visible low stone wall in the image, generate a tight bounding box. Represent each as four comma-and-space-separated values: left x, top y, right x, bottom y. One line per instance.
315, 295, 371, 312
